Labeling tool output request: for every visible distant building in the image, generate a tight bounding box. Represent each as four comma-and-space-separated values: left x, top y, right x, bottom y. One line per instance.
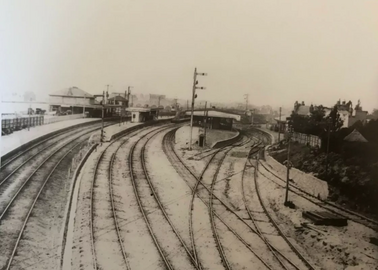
294, 99, 369, 128
107, 95, 128, 116
324, 100, 368, 128
293, 101, 311, 116
185, 109, 241, 131
49, 86, 95, 114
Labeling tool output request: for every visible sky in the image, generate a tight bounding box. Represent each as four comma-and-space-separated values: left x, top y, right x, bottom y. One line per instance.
1, 0, 378, 112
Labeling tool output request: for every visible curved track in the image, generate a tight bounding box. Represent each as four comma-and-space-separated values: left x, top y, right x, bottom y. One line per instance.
208, 149, 233, 270
88, 124, 170, 269
141, 127, 200, 269
1, 131, 93, 269
247, 158, 314, 270
128, 126, 175, 270
258, 160, 378, 232
163, 130, 279, 269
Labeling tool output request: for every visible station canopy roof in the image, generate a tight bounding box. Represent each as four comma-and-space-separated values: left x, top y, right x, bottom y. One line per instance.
108, 95, 127, 102
50, 87, 93, 98
185, 110, 241, 121
126, 107, 158, 112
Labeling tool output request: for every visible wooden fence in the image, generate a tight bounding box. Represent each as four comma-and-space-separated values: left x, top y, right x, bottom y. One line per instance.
287, 132, 321, 148
1, 114, 86, 135
2, 116, 44, 130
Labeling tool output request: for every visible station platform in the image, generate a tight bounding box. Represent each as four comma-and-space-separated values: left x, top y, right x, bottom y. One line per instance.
1, 118, 99, 157
256, 127, 281, 144
103, 121, 141, 141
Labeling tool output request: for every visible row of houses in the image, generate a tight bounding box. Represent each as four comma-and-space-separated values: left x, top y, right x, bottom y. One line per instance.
274, 99, 375, 133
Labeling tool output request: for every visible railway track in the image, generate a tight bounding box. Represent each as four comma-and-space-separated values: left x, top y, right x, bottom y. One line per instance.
90, 137, 131, 270
0, 135, 88, 270
0, 122, 115, 204
87, 123, 172, 270
243, 157, 313, 270
164, 130, 322, 269
128, 126, 176, 270
258, 160, 378, 232
163, 130, 284, 269
208, 148, 233, 270
187, 134, 253, 269
0, 121, 114, 176
141, 127, 200, 269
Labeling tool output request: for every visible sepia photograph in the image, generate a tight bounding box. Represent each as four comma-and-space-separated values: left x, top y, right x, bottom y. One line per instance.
1, 1, 377, 269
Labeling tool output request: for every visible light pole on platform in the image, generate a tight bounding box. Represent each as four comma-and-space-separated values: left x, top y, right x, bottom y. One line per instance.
189, 67, 207, 150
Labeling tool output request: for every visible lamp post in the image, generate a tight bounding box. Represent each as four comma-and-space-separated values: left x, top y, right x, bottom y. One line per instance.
189, 67, 207, 150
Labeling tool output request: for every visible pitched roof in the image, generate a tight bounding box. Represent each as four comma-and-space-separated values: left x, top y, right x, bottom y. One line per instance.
297, 105, 311, 116
50, 87, 93, 98
344, 129, 368, 143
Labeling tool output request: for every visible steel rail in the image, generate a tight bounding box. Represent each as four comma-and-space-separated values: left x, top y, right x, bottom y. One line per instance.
252, 159, 316, 270
5, 140, 84, 270
140, 128, 201, 269
128, 127, 175, 270
242, 157, 300, 270
258, 161, 378, 231
89, 124, 170, 269
0, 121, 114, 170
165, 130, 320, 269
0, 123, 113, 188
0, 131, 93, 220
186, 131, 249, 268
109, 153, 132, 270
209, 148, 233, 270
163, 130, 273, 269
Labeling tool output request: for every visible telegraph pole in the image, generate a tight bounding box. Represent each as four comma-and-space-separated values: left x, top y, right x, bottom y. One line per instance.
101, 90, 105, 144
278, 107, 282, 142
28, 98, 32, 131
244, 94, 249, 113
83, 93, 86, 118
126, 86, 132, 123
189, 67, 207, 150
101, 85, 109, 144
204, 101, 208, 147
325, 119, 331, 177
284, 126, 293, 205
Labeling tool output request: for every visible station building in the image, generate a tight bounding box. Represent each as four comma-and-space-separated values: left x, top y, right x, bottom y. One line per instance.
185, 110, 241, 131
49, 87, 129, 118
126, 107, 158, 123
49, 87, 98, 115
